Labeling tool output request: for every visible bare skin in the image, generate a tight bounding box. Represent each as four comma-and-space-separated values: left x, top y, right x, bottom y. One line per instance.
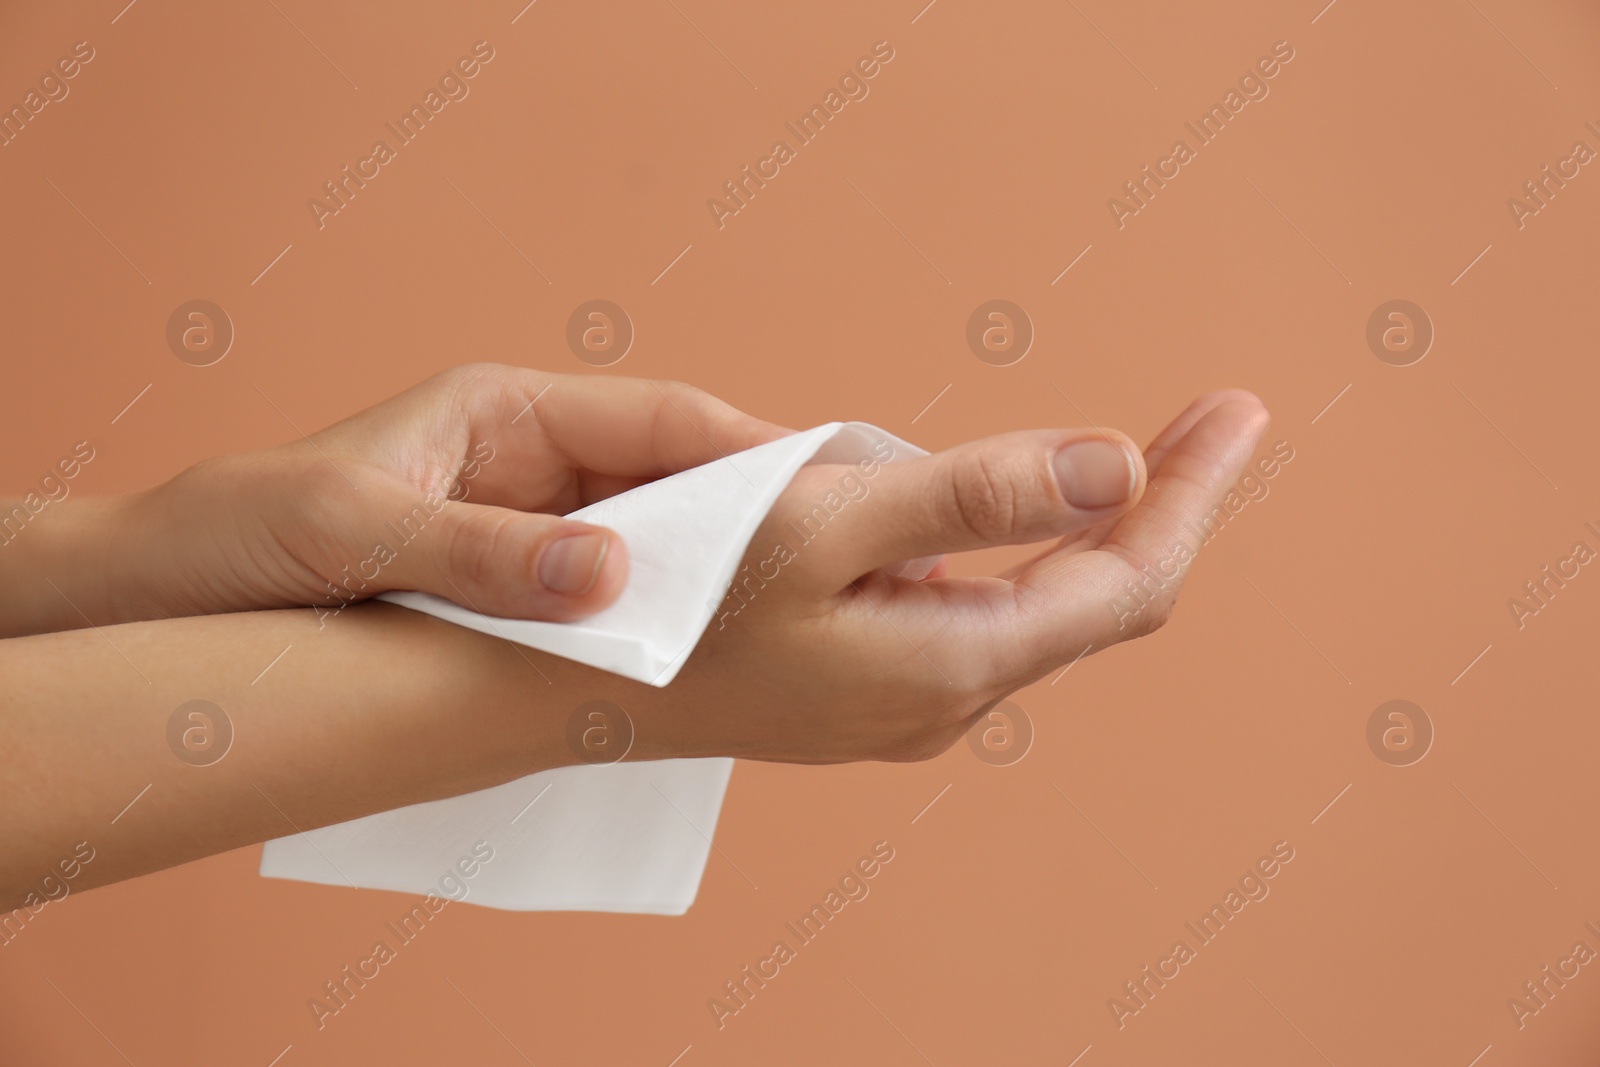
0, 365, 1268, 908
0, 369, 813, 639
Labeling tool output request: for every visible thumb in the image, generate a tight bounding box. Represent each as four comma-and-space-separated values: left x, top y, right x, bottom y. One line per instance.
797, 429, 1145, 584
379, 496, 628, 622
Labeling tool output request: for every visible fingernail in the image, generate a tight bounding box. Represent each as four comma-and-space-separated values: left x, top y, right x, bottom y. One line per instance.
539, 532, 609, 596
1053, 440, 1137, 508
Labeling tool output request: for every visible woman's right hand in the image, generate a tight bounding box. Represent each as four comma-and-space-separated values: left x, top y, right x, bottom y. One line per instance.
612, 390, 1268, 766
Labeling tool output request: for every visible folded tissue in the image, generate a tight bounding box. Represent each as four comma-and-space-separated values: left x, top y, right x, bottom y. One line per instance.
258, 421, 927, 914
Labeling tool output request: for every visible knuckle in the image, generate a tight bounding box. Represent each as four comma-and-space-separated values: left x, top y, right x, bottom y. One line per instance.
444, 511, 525, 592
1137, 598, 1175, 635
945, 452, 1019, 542
650, 379, 713, 458
653, 379, 708, 416
437, 362, 494, 390
432, 362, 511, 407
943, 659, 998, 702
290, 450, 367, 512
875, 728, 957, 764
659, 378, 702, 402
1104, 551, 1181, 640
874, 687, 995, 763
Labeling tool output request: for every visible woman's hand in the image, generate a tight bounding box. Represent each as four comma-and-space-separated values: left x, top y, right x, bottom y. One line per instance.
1, 365, 791, 637
615, 390, 1268, 766
0, 383, 1268, 903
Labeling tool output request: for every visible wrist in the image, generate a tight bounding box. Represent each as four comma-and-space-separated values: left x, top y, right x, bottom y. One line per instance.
439, 611, 597, 780
100, 450, 323, 627
0, 454, 260, 636
471, 640, 701, 771
0, 491, 132, 637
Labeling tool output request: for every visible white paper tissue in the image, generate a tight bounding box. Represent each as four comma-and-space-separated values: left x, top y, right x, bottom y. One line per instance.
258, 421, 925, 913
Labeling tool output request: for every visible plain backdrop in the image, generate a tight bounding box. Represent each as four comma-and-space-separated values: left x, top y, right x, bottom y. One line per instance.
2, 0, 1598, 1063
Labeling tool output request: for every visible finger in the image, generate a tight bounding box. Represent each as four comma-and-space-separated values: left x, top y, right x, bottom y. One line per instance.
793, 428, 1146, 584
319, 364, 795, 514
991, 393, 1271, 677
1138, 388, 1261, 479
376, 491, 629, 622
450, 366, 796, 512
995, 388, 1267, 579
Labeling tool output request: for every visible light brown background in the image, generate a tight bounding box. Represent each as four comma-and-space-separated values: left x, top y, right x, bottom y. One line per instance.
3, 0, 1599, 1063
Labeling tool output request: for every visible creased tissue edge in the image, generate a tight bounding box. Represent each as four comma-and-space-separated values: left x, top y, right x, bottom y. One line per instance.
375, 421, 929, 687
261, 422, 927, 913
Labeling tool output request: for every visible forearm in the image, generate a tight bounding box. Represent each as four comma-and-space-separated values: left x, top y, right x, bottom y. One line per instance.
0, 601, 577, 907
